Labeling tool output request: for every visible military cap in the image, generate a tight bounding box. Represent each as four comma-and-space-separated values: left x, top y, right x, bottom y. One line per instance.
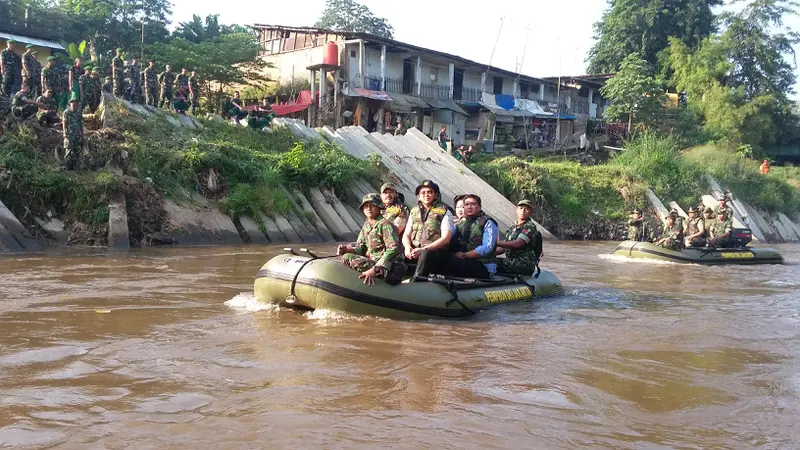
704, 207, 714, 214
669, 209, 679, 217
46, 56, 56, 61
380, 182, 398, 193
69, 95, 79, 103
25, 43, 34, 49
687, 206, 698, 213
6, 39, 15, 44
517, 199, 534, 208
359, 193, 384, 210
631, 207, 643, 215
31, 51, 38, 55
116, 47, 123, 52
415, 180, 440, 196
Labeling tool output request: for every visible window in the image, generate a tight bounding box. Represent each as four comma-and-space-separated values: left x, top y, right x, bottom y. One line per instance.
493, 76, 503, 94
284, 31, 291, 39
430, 67, 439, 82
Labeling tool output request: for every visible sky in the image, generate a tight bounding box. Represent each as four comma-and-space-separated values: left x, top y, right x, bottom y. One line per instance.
170, 0, 799, 99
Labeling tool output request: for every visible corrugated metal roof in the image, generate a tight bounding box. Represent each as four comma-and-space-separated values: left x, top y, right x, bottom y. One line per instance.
0, 32, 64, 50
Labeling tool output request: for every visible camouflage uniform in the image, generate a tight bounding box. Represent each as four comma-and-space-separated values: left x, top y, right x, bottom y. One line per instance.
31, 57, 42, 97
342, 216, 407, 285
158, 70, 175, 108
383, 202, 410, 234
684, 217, 706, 247
128, 62, 142, 103
176, 72, 189, 92
41, 65, 60, 97
11, 90, 37, 120
627, 217, 645, 241
89, 71, 102, 112
708, 217, 733, 248
35, 94, 59, 126
408, 200, 448, 248
498, 218, 541, 275
0, 46, 20, 96
714, 204, 733, 217
143, 66, 159, 106
112, 55, 124, 97
656, 221, 683, 251
62, 107, 83, 170
68, 64, 82, 98
22, 51, 36, 92
78, 73, 93, 112
188, 73, 199, 113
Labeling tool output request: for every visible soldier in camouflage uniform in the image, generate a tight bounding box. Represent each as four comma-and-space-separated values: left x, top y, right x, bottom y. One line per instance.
158, 64, 175, 110
21, 44, 36, 93
11, 85, 43, 120
89, 68, 102, 112
78, 66, 93, 113
30, 51, 42, 97
41, 57, 60, 104
35, 89, 59, 126
708, 209, 733, 248
380, 182, 410, 236
112, 48, 125, 97
188, 69, 199, 114
62, 96, 84, 170
68, 58, 83, 102
702, 207, 715, 233
176, 67, 189, 93
654, 213, 683, 251
626, 208, 647, 241
338, 193, 407, 285
402, 180, 454, 278
143, 60, 159, 107
128, 58, 142, 104
0, 40, 20, 96
497, 199, 542, 275
713, 196, 733, 218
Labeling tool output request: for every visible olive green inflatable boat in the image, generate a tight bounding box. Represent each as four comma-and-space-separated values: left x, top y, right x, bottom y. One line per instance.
612, 240, 783, 265
253, 251, 564, 320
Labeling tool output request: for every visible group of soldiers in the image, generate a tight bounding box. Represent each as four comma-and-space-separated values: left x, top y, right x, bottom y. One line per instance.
1, 40, 203, 169
337, 180, 544, 285
627, 196, 735, 250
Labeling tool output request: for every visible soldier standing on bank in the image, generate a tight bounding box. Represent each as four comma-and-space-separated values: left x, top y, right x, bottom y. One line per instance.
62, 96, 84, 170
158, 64, 175, 110
0, 40, 20, 96
143, 60, 159, 107
21, 44, 36, 92
41, 56, 59, 105
128, 58, 142, 103
112, 48, 124, 97
89, 68, 102, 112
188, 69, 199, 114
30, 51, 42, 97
68, 57, 83, 101
78, 66, 93, 113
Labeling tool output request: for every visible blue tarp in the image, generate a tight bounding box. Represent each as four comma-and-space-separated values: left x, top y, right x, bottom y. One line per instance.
495, 94, 515, 110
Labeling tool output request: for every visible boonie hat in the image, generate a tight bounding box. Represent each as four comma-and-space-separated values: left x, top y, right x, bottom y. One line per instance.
669, 209, 679, 217
704, 207, 714, 214
517, 199, 534, 208
380, 182, 397, 193
359, 193, 384, 210
415, 180, 440, 196
631, 207, 643, 214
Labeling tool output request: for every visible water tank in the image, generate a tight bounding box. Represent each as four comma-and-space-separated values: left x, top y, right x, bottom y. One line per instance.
323, 41, 338, 66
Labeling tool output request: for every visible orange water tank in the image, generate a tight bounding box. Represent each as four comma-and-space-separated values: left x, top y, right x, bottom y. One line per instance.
323, 41, 339, 65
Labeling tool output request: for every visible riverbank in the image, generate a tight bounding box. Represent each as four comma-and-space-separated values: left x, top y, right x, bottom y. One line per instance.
472, 133, 800, 240
1, 97, 799, 251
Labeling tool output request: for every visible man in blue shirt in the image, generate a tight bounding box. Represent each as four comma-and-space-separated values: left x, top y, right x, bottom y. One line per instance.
447, 194, 499, 278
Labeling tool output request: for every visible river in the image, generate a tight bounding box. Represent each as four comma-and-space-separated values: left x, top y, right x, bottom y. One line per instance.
1, 242, 799, 449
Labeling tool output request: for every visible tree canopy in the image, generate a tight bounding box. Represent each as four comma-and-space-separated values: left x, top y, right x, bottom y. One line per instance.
314, 0, 394, 38
600, 54, 665, 129
586, 0, 723, 75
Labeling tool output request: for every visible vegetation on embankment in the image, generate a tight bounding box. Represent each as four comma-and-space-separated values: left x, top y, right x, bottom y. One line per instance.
0, 101, 375, 245
472, 132, 800, 239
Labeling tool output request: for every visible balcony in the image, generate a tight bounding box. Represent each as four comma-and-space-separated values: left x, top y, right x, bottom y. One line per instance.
419, 82, 451, 100
454, 87, 480, 102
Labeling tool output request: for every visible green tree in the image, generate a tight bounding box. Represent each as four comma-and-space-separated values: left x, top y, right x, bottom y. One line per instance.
587, 0, 722, 74
600, 53, 664, 130
147, 33, 271, 113
314, 0, 394, 39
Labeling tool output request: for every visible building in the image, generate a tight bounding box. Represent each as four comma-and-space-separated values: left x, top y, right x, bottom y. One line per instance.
0, 25, 65, 67
251, 24, 611, 149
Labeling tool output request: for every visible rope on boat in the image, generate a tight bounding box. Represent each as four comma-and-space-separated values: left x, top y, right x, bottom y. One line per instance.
444, 281, 475, 315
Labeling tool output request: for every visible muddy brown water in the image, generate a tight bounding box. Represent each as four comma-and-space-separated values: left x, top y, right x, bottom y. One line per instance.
1, 242, 799, 449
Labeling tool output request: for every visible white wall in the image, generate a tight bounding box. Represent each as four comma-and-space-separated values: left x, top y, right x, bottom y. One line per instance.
420, 61, 447, 85
261, 48, 322, 83
463, 71, 483, 91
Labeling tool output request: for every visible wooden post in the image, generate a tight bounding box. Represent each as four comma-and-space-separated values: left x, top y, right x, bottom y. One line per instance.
359, 40, 365, 87
309, 69, 317, 127
448, 63, 454, 99
415, 56, 422, 96
335, 69, 342, 129
380, 45, 386, 91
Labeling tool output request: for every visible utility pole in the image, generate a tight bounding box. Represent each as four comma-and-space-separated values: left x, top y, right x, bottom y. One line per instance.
554, 37, 561, 153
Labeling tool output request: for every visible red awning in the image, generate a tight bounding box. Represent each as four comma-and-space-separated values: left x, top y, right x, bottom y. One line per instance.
271, 103, 311, 116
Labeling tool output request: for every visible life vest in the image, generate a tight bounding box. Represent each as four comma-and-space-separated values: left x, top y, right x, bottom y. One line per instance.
686, 217, 703, 236
455, 212, 497, 263
409, 200, 448, 248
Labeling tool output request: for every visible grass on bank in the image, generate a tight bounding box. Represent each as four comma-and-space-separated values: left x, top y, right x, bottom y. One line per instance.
0, 102, 377, 229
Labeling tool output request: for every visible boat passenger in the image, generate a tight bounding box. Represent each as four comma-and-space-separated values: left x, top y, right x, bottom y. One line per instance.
403, 180, 453, 278
702, 207, 715, 232
380, 182, 409, 236
449, 194, 467, 253
707, 209, 733, 248
683, 206, 706, 247
627, 208, 647, 241
714, 196, 733, 218
337, 193, 407, 285
447, 194, 499, 278
654, 213, 682, 250
496, 199, 542, 275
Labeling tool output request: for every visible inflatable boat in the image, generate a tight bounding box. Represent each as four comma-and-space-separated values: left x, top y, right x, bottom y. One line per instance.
253, 250, 564, 320
612, 240, 783, 265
